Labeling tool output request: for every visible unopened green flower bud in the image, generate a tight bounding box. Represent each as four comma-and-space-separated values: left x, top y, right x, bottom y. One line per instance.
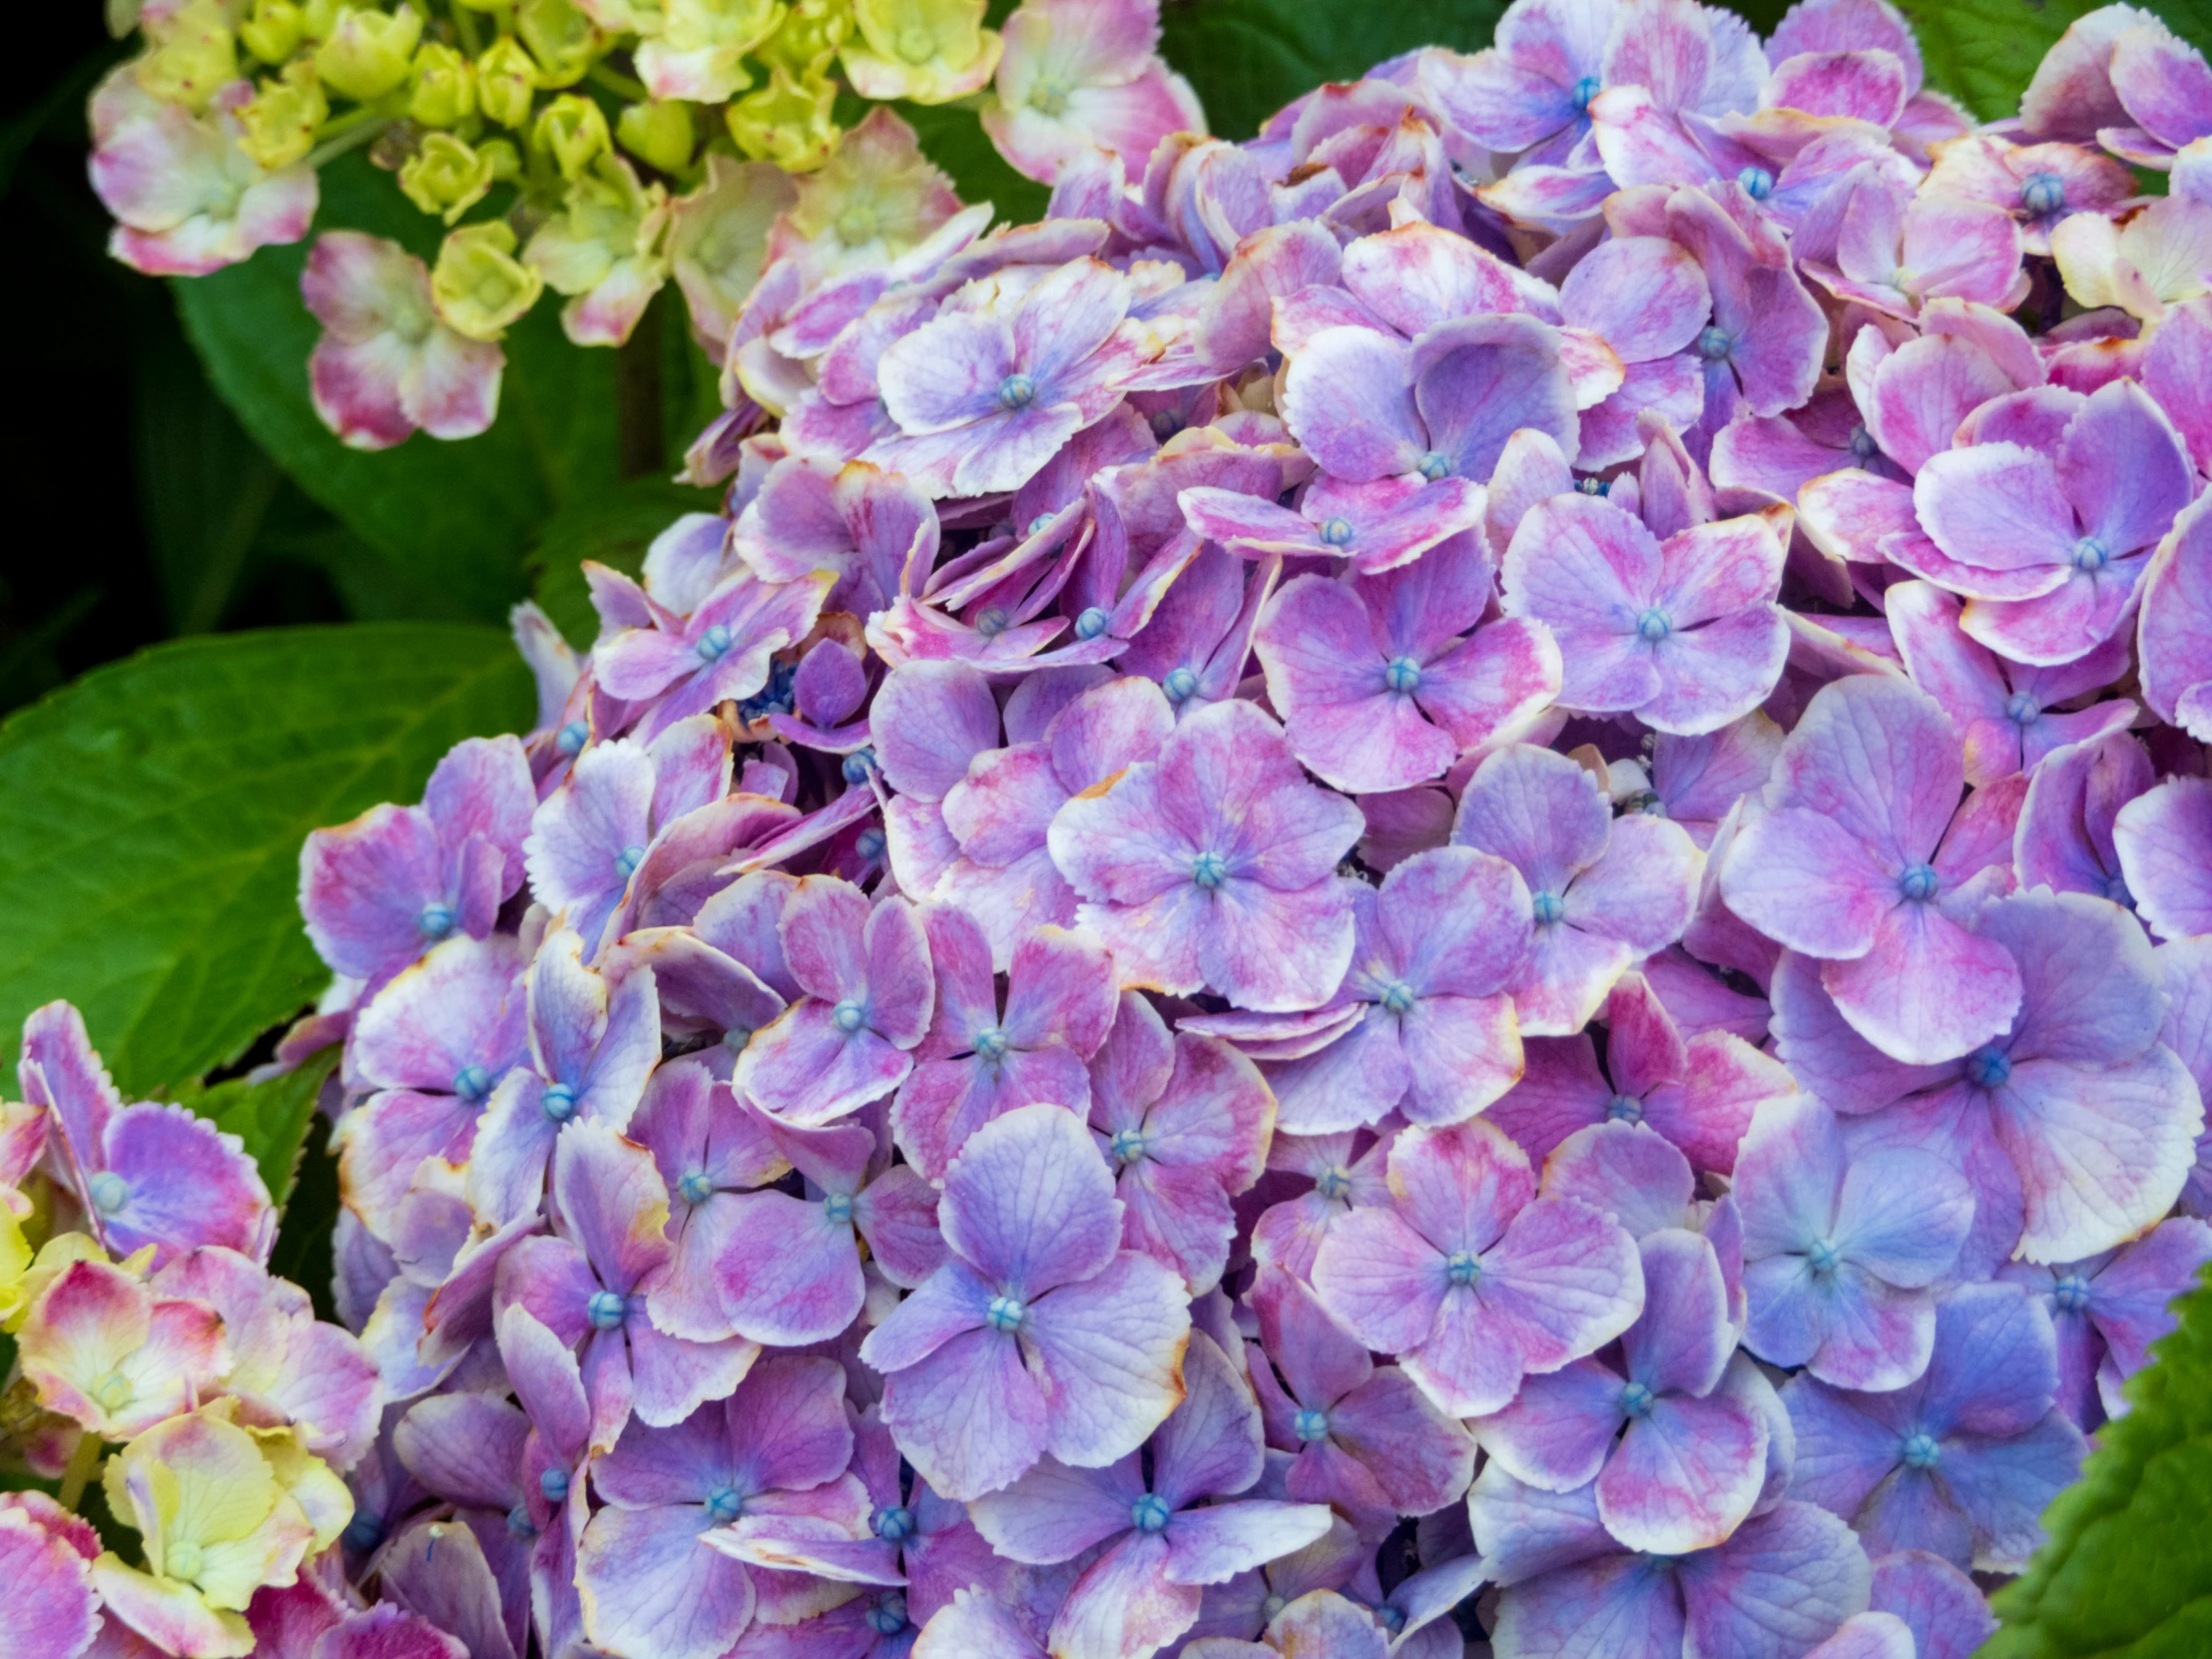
616, 100, 695, 175
725, 66, 837, 172
476, 37, 538, 127
237, 61, 328, 169
432, 221, 544, 338
758, 0, 849, 78
299, 0, 344, 35
239, 0, 304, 63
135, 0, 239, 114
314, 4, 424, 103
480, 137, 521, 179
400, 132, 498, 221
408, 41, 475, 126
534, 92, 610, 180
515, 0, 602, 89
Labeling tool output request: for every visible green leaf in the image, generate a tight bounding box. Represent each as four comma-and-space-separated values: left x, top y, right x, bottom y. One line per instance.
176, 1047, 340, 1205
0, 624, 533, 1098
1980, 1268, 2212, 1659
1892, 0, 2095, 120
1160, 0, 1507, 140
530, 475, 727, 650
175, 153, 628, 624
898, 99, 1051, 226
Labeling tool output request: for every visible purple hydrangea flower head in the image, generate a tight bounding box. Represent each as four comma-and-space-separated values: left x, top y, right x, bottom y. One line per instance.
732, 456, 939, 618
1922, 134, 2135, 255
2115, 775, 2212, 942
1866, 1547, 1994, 1659
1474, 1228, 1772, 1554
1907, 379, 2195, 666
592, 568, 832, 741
496, 1305, 593, 1659
2013, 730, 2153, 905
1178, 473, 1489, 580
2094, 11, 2212, 168
1258, 846, 1532, 1135
1311, 1117, 1644, 1416
1049, 699, 1364, 1012
870, 659, 1005, 898
1787, 887, 2203, 1265
1249, 1127, 1397, 1281
1252, 551, 1562, 795
2136, 492, 2212, 743
1183, 1589, 1395, 1659
1733, 1095, 1974, 1389
933, 676, 1174, 968
1472, 1471, 1873, 1659
1783, 1283, 2087, 1572
340, 933, 530, 1236
1247, 1268, 1477, 1523
765, 638, 873, 758
495, 1121, 760, 1453
466, 928, 661, 1224
1663, 184, 1828, 427
1719, 675, 2025, 1065
1804, 170, 2024, 321
575, 1356, 862, 1659
1501, 494, 1788, 735
301, 735, 535, 986
1417, 0, 1617, 165
888, 906, 1118, 1180
735, 876, 934, 1125
603, 870, 801, 1072
1116, 546, 1279, 727
965, 1333, 1336, 1659
1643, 712, 1785, 849
389, 1390, 536, 1625
1556, 235, 1715, 466
1998, 1216, 2212, 1425
858, 1103, 1191, 1500
1086, 993, 1274, 1294
1451, 744, 1704, 1035
17, 1001, 274, 1268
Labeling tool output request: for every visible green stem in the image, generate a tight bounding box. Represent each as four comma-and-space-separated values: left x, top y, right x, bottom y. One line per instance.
57, 1430, 101, 1513
588, 61, 651, 102
302, 115, 392, 171
449, 1, 483, 55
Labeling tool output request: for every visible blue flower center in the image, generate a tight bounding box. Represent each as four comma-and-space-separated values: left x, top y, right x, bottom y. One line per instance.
506, 1502, 537, 1538
1075, 605, 1112, 640
1636, 608, 1672, 644
2004, 691, 2040, 726
1577, 475, 1610, 496
1028, 514, 1055, 537
831, 998, 868, 1034
856, 828, 886, 860
1807, 1238, 1841, 1275
1192, 850, 1229, 890
723, 1024, 755, 1054
672, 1169, 714, 1210
972, 1027, 1009, 1062
555, 720, 589, 756
452, 1064, 491, 1102
89, 1171, 129, 1215
1379, 1605, 1408, 1634
1531, 890, 1565, 926
417, 900, 457, 939
1606, 1093, 1643, 1125
1901, 1431, 1941, 1470
1381, 980, 1417, 1015
841, 747, 877, 786
2071, 537, 2108, 572
343, 1511, 386, 1551
1415, 450, 1453, 481
823, 1191, 854, 1225
2052, 1273, 2093, 1315
613, 843, 646, 881
1130, 1493, 1172, 1533
1294, 1407, 1332, 1442
1696, 324, 1734, 362
1263, 1593, 1288, 1619
987, 1294, 1027, 1334
996, 372, 1037, 410
1315, 1165, 1353, 1200
1897, 862, 1939, 903
975, 606, 1012, 638
1965, 1044, 2012, 1090
541, 1082, 579, 1123
1110, 1128, 1147, 1165
1150, 408, 1185, 440
586, 1290, 628, 1330
1319, 516, 1356, 547
2020, 172, 2066, 217
705, 1484, 746, 1523
695, 623, 734, 664
1445, 1251, 1482, 1288
1849, 423, 1880, 461
1571, 74, 1601, 112
1738, 164, 1776, 200
541, 1467, 571, 1501
874, 1504, 917, 1540
1384, 657, 1422, 694
1163, 666, 1199, 703
866, 1594, 909, 1636
1620, 1382, 1656, 1418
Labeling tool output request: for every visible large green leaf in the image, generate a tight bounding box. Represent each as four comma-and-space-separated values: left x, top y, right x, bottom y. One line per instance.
1160, 0, 1508, 140
0, 624, 532, 1098
175, 154, 628, 624
1899, 0, 2212, 121
1981, 1270, 2212, 1658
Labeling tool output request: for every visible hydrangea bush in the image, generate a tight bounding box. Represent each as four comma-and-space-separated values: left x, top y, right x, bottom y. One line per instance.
13, 0, 2212, 1655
